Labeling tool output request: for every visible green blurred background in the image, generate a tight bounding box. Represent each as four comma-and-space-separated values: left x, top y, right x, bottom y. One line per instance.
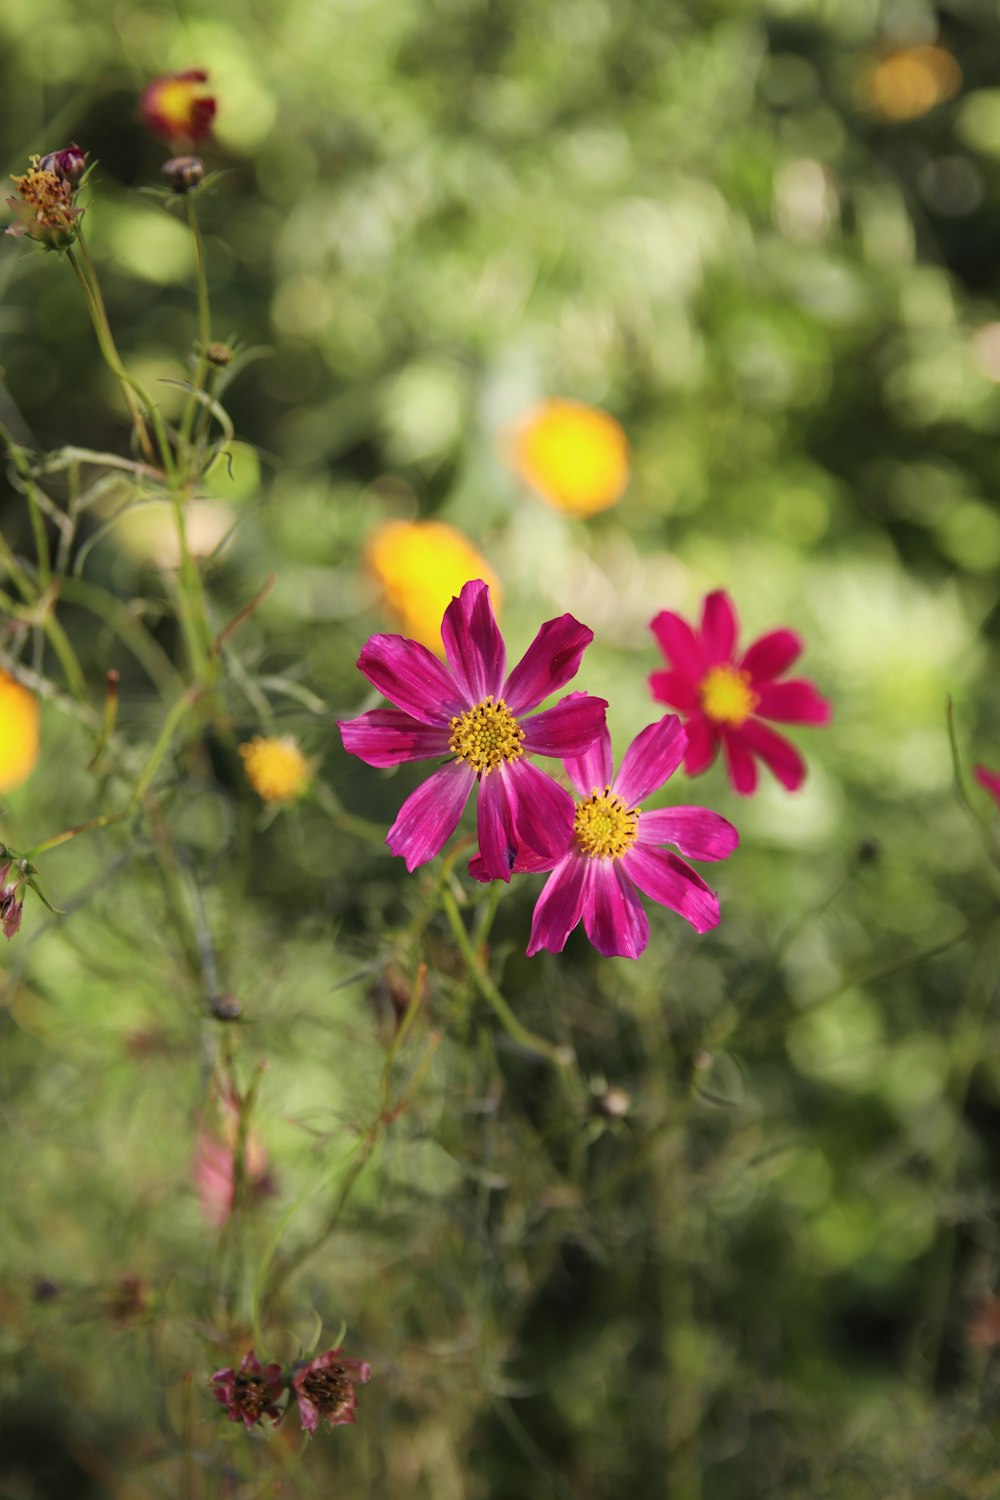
4, 0, 1000, 1495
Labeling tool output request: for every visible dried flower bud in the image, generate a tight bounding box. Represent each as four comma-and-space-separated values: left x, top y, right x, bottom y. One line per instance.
291, 1349, 372, 1432
211, 991, 242, 1021
212, 1350, 285, 1430
38, 143, 87, 184
205, 341, 233, 367
161, 155, 204, 193
1, 885, 23, 940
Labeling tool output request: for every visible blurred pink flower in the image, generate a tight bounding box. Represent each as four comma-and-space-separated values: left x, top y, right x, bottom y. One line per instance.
211, 1349, 284, 1430
139, 69, 217, 147
473, 717, 737, 960
291, 1348, 372, 1432
649, 590, 831, 794
194, 1095, 272, 1225
974, 764, 1000, 806
339, 579, 607, 880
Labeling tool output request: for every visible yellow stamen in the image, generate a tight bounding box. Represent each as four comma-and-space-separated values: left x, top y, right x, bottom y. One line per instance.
698, 665, 758, 727
448, 696, 524, 775
573, 787, 640, 860
239, 735, 311, 802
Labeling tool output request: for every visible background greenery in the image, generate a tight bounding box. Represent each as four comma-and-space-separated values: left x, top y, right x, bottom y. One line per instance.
4, 0, 1000, 1495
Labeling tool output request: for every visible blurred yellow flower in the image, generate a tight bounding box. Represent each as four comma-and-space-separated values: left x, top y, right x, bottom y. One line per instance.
0, 671, 39, 795
862, 45, 962, 123
239, 735, 310, 802
367, 520, 502, 654
506, 399, 630, 517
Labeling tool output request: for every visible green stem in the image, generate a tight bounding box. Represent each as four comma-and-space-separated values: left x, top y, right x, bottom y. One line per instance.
440, 885, 570, 1068
67, 243, 158, 468
178, 197, 212, 461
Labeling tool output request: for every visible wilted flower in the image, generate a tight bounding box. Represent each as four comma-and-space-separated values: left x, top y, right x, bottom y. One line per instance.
291, 1348, 372, 1432
38, 143, 87, 184
649, 591, 831, 794
5, 159, 83, 249
366, 520, 502, 655
339, 579, 607, 880
1, 883, 23, 941
0, 671, 40, 794
486, 718, 737, 960
140, 69, 217, 146
161, 154, 204, 192
506, 399, 630, 517
239, 735, 312, 803
212, 1350, 284, 1430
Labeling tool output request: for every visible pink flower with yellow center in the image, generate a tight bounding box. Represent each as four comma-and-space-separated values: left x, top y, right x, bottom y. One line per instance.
139, 69, 217, 147
649, 591, 831, 795
339, 580, 607, 880
480, 718, 737, 960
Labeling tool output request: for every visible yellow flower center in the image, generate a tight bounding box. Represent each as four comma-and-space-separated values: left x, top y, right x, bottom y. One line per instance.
698, 666, 759, 727
448, 696, 524, 775
573, 788, 640, 860
239, 736, 310, 802
153, 78, 205, 136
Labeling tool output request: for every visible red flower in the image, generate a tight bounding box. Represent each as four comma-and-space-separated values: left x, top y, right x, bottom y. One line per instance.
139, 70, 217, 147
211, 1349, 284, 1431
649, 591, 831, 794
974, 765, 1000, 807
291, 1348, 372, 1432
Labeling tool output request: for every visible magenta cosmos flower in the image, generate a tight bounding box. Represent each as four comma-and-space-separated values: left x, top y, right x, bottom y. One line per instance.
339, 580, 607, 880
211, 1349, 284, 1431
291, 1348, 372, 1432
649, 590, 831, 795
483, 716, 737, 960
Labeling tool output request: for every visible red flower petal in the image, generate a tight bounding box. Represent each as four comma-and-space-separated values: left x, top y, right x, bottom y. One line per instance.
622, 846, 720, 933
440, 580, 506, 703
755, 679, 832, 725
721, 729, 759, 794
614, 715, 686, 806
649, 609, 705, 680
476, 770, 518, 882
357, 634, 463, 724
581, 861, 649, 959
521, 691, 607, 759
526, 854, 589, 955
503, 614, 595, 714
738, 719, 806, 791
739, 627, 803, 683
563, 724, 614, 798
648, 668, 699, 712
636, 807, 739, 861
338, 709, 451, 767
386, 761, 475, 869
975, 764, 1000, 808
682, 713, 719, 777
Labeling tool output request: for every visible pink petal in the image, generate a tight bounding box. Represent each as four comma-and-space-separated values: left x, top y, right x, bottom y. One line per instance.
339, 709, 451, 767
469, 843, 556, 882
636, 807, 739, 861
581, 861, 650, 959
740, 627, 802, 683
386, 761, 476, 870
975, 764, 1000, 808
503, 614, 595, 714
440, 579, 506, 703
622, 845, 720, 934
563, 724, 614, 798
649, 609, 704, 680
476, 769, 518, 882
521, 691, 608, 760
505, 758, 576, 860
755, 679, 832, 725
614, 716, 687, 806
700, 591, 739, 664
683, 713, 719, 777
721, 729, 759, 794
358, 634, 463, 725
739, 718, 807, 790
526, 854, 589, 955
648, 668, 698, 712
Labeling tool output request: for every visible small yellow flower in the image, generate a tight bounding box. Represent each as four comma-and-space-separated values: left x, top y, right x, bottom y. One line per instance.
239, 736, 310, 802
861, 45, 962, 123
506, 399, 630, 517
366, 520, 502, 654
0, 671, 40, 795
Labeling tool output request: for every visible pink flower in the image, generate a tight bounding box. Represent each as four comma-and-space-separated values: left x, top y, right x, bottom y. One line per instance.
291, 1348, 372, 1432
211, 1349, 284, 1430
974, 765, 1000, 806
649, 591, 831, 794
490, 716, 738, 960
139, 70, 217, 147
339, 579, 607, 880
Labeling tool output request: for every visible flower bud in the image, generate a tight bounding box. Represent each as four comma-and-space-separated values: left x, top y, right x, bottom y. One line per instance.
205, 341, 233, 367
1, 887, 23, 940
38, 143, 87, 184
161, 155, 204, 193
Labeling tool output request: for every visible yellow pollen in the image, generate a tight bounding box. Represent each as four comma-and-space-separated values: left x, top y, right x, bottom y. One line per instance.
698, 665, 759, 727
11, 163, 75, 227
239, 735, 311, 802
448, 696, 524, 775
573, 787, 640, 860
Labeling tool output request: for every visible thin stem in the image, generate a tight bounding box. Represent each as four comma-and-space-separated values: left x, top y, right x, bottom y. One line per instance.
178, 196, 212, 460
66, 243, 156, 467
440, 885, 570, 1068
